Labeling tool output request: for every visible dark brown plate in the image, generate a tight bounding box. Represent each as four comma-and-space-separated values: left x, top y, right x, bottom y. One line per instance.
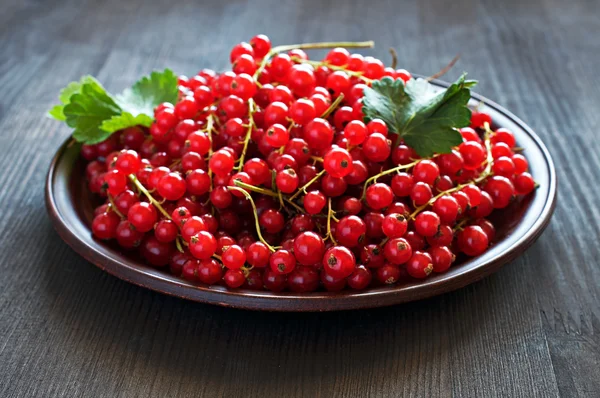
45, 81, 557, 311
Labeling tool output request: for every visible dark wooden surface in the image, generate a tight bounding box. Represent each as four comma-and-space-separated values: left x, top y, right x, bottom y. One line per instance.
1, 0, 598, 396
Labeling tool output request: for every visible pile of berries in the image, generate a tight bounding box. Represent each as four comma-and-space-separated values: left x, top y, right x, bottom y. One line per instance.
83, 35, 536, 293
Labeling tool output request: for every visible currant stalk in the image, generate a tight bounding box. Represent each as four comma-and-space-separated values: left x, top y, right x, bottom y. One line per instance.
408, 129, 494, 219
107, 194, 125, 218
361, 160, 420, 199
253, 40, 374, 80
320, 93, 345, 119
233, 180, 305, 214
288, 169, 326, 201
227, 186, 276, 252
326, 198, 338, 245
291, 57, 372, 83
234, 99, 256, 171
129, 175, 172, 219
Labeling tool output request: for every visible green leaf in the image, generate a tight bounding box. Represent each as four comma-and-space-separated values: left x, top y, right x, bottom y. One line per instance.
63, 80, 122, 144
363, 73, 477, 157
47, 76, 100, 121
49, 69, 179, 144
116, 69, 178, 117
100, 112, 153, 133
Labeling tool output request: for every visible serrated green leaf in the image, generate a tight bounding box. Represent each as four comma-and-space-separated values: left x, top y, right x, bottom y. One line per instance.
47, 76, 101, 121
362, 73, 477, 157
63, 80, 121, 144
100, 112, 153, 133
116, 69, 178, 117
48, 105, 67, 121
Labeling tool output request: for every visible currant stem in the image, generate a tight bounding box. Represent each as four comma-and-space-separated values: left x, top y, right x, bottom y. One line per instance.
321, 93, 345, 119
453, 218, 470, 231
129, 175, 172, 219
291, 58, 372, 83
408, 131, 494, 220
288, 169, 325, 201
205, 113, 215, 191
107, 194, 124, 219
233, 180, 305, 214
233, 180, 278, 197
253, 40, 374, 80
361, 160, 420, 200
175, 237, 185, 253
226, 186, 276, 252
326, 198, 338, 245
234, 99, 256, 171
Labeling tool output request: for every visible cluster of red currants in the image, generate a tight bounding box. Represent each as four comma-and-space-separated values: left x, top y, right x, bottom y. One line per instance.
83, 34, 536, 293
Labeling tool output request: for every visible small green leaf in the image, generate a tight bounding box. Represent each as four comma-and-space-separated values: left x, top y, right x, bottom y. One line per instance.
48, 105, 67, 121
363, 73, 477, 157
100, 112, 153, 133
47, 76, 100, 121
63, 80, 121, 144
116, 69, 179, 117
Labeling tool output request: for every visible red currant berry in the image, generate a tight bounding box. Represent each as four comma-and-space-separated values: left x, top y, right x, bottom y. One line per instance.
382, 213, 408, 238
323, 147, 353, 178
293, 231, 325, 266
222, 244, 246, 269
154, 219, 178, 243
347, 266, 372, 290
92, 211, 120, 240
514, 172, 535, 195
383, 238, 413, 265
362, 133, 391, 162
457, 226, 489, 256
483, 176, 515, 208
414, 211, 441, 237
246, 242, 271, 268
270, 249, 296, 275
432, 196, 460, 224
189, 231, 217, 260
323, 246, 356, 279
304, 190, 327, 214
127, 202, 157, 232
335, 215, 366, 248
365, 183, 393, 210
406, 251, 434, 279
157, 172, 186, 201
288, 266, 320, 293
410, 182, 433, 206
413, 160, 440, 185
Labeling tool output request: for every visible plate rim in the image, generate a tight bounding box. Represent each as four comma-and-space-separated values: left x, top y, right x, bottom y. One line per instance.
44, 80, 557, 312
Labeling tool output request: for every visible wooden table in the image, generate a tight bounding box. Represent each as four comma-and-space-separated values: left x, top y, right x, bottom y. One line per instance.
1, 0, 598, 396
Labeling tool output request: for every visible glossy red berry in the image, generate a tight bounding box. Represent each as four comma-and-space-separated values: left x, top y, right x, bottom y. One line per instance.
383, 238, 412, 265
414, 211, 441, 237
484, 176, 515, 208
293, 231, 325, 266
406, 251, 434, 279
382, 213, 408, 238
365, 183, 393, 210
189, 231, 217, 260
222, 244, 246, 269
362, 133, 391, 162
458, 226, 489, 256
127, 202, 157, 232
514, 172, 535, 195
92, 211, 120, 240
432, 196, 460, 224
323, 246, 356, 279
323, 147, 353, 178
304, 190, 327, 214
428, 246, 454, 273
270, 249, 296, 275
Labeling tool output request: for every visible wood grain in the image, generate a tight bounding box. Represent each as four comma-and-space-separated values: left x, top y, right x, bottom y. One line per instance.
0, 0, 598, 396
